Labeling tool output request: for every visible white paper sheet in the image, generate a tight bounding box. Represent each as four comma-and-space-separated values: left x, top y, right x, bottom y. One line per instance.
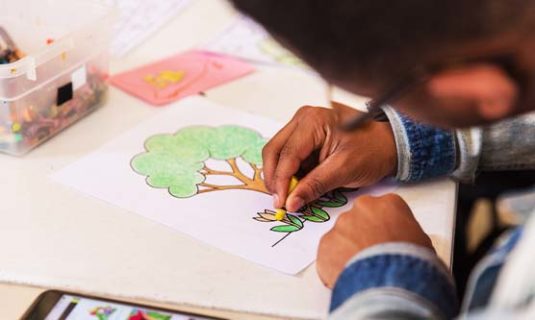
204, 16, 309, 70
53, 96, 394, 274
105, 0, 191, 57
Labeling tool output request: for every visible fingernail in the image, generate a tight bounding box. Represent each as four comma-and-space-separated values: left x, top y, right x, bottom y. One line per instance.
288, 196, 305, 212
273, 194, 280, 208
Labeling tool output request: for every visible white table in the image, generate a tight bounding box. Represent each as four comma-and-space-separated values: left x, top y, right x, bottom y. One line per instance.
0, 1, 456, 319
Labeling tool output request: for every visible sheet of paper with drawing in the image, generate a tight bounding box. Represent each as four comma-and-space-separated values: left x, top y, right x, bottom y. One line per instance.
53, 97, 393, 274
110, 51, 254, 106
105, 0, 191, 57
204, 16, 308, 70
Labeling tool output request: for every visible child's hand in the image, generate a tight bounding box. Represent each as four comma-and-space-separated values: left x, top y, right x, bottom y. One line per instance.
262, 103, 397, 211
316, 194, 434, 288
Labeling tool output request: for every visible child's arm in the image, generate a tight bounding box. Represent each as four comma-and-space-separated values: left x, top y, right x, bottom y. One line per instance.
317, 194, 459, 320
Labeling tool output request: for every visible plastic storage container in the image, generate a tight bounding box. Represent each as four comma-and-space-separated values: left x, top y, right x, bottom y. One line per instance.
0, 0, 114, 155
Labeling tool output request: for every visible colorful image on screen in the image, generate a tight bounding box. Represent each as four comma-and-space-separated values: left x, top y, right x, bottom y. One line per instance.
44, 294, 216, 320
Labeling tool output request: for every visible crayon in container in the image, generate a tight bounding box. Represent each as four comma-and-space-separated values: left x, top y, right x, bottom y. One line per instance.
0, 0, 115, 155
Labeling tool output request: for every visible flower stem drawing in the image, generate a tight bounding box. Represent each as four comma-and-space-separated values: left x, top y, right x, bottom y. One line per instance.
131, 125, 347, 246
254, 190, 348, 246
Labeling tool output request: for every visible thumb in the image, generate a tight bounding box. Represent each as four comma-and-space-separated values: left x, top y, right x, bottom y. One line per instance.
286, 156, 350, 211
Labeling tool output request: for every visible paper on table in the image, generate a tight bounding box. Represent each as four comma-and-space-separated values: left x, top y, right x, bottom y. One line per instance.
104, 0, 191, 57
53, 96, 395, 274
110, 50, 254, 106
204, 16, 310, 70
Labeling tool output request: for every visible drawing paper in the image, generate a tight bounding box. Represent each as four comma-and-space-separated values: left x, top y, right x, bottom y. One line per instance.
204, 17, 308, 70
105, 0, 191, 57
110, 50, 254, 106
53, 97, 395, 274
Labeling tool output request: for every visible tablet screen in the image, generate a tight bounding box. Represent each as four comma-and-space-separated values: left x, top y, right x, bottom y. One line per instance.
44, 294, 215, 320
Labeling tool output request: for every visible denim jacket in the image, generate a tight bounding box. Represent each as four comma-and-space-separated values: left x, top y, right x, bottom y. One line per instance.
329, 110, 535, 319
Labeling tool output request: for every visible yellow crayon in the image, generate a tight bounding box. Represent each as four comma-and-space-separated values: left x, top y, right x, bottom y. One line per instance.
275, 208, 286, 221
275, 176, 300, 221
288, 176, 299, 193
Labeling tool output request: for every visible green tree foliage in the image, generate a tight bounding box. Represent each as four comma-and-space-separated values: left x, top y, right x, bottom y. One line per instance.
131, 126, 266, 197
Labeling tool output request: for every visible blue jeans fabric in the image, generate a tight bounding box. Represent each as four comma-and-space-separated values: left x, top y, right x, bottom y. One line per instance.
330, 228, 524, 319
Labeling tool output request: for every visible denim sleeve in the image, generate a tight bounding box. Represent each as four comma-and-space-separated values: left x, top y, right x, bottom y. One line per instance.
384, 107, 535, 182
382, 107, 457, 182
329, 243, 459, 320
450, 112, 535, 181
477, 112, 535, 171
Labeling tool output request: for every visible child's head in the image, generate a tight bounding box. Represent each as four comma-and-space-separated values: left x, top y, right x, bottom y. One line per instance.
232, 0, 535, 128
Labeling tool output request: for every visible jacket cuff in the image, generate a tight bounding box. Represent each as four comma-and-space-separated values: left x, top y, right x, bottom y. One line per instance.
383, 107, 457, 182
451, 127, 482, 182
330, 242, 459, 319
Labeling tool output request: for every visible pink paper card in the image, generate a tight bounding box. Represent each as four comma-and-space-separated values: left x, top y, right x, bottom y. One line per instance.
110, 50, 254, 105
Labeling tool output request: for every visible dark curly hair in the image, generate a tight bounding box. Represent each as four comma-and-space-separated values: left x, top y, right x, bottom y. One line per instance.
231, 0, 532, 85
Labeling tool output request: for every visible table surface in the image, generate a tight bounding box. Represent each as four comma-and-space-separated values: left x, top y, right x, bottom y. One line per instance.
0, 1, 457, 319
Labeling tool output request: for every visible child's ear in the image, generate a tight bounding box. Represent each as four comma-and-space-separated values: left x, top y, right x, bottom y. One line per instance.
427, 64, 519, 120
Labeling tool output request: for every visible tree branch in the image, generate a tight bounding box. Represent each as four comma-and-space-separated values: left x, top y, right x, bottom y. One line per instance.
198, 182, 249, 193
249, 163, 263, 181
197, 160, 269, 195
226, 158, 254, 184
201, 166, 235, 176
200, 182, 245, 189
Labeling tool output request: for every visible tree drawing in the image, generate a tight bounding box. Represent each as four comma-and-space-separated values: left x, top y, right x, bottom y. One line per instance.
131, 125, 267, 197
131, 125, 347, 246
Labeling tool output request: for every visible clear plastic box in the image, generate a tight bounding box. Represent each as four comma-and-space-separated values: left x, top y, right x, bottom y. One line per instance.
0, 0, 114, 155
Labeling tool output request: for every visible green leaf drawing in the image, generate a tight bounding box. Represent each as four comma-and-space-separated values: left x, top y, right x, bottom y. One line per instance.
311, 206, 329, 221
287, 214, 304, 228
314, 190, 348, 208
301, 215, 326, 223
256, 190, 348, 245
270, 225, 302, 233
333, 190, 349, 204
